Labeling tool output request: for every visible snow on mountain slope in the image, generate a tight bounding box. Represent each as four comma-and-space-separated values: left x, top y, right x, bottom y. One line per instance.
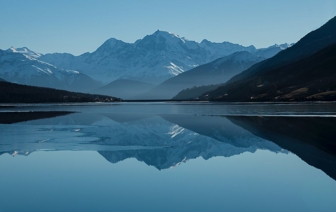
40, 31, 209, 84
0, 48, 101, 92
38, 52, 77, 68
8, 47, 42, 59
39, 30, 292, 84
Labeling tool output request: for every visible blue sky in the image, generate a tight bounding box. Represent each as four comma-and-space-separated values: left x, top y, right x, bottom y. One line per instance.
0, 0, 335, 55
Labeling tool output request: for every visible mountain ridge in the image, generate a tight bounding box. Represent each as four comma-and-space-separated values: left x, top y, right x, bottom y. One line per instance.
202, 38, 336, 101
0, 48, 102, 92
194, 16, 336, 101
37, 30, 291, 84
227, 16, 336, 84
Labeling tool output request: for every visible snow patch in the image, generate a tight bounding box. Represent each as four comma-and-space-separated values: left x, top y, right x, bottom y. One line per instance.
165, 62, 185, 76
167, 125, 185, 138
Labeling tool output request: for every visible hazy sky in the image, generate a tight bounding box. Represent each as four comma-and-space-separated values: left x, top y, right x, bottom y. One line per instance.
0, 0, 335, 55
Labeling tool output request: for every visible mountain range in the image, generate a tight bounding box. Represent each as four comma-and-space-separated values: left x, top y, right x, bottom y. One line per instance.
0, 30, 292, 100
39, 30, 290, 85
196, 16, 336, 101
1, 15, 335, 102
0, 48, 101, 92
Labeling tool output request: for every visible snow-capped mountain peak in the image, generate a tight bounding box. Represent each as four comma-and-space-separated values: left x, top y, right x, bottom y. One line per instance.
277, 43, 294, 50
0, 47, 101, 92
263, 43, 294, 50
134, 30, 200, 52
7, 47, 42, 59
152, 30, 187, 43
95, 38, 129, 53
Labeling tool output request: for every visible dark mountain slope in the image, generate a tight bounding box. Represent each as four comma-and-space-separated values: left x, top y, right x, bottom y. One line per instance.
203, 42, 336, 101
173, 84, 221, 100
0, 81, 120, 103
228, 16, 336, 83
195, 16, 336, 102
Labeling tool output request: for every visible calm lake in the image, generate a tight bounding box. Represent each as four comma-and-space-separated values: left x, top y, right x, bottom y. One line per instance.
1, 102, 336, 212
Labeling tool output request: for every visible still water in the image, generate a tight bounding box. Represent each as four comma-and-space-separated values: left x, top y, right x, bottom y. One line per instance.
0, 102, 336, 212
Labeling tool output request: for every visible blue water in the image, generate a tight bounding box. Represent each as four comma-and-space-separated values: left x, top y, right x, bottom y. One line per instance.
0, 103, 335, 212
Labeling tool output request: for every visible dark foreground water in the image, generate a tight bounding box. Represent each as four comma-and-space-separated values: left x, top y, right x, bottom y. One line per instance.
0, 102, 336, 212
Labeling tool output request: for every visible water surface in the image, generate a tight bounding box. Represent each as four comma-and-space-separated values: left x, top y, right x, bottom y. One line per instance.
0, 103, 336, 212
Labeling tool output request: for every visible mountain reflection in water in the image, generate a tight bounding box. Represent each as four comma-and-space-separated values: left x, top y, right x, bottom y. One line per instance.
0, 107, 335, 181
